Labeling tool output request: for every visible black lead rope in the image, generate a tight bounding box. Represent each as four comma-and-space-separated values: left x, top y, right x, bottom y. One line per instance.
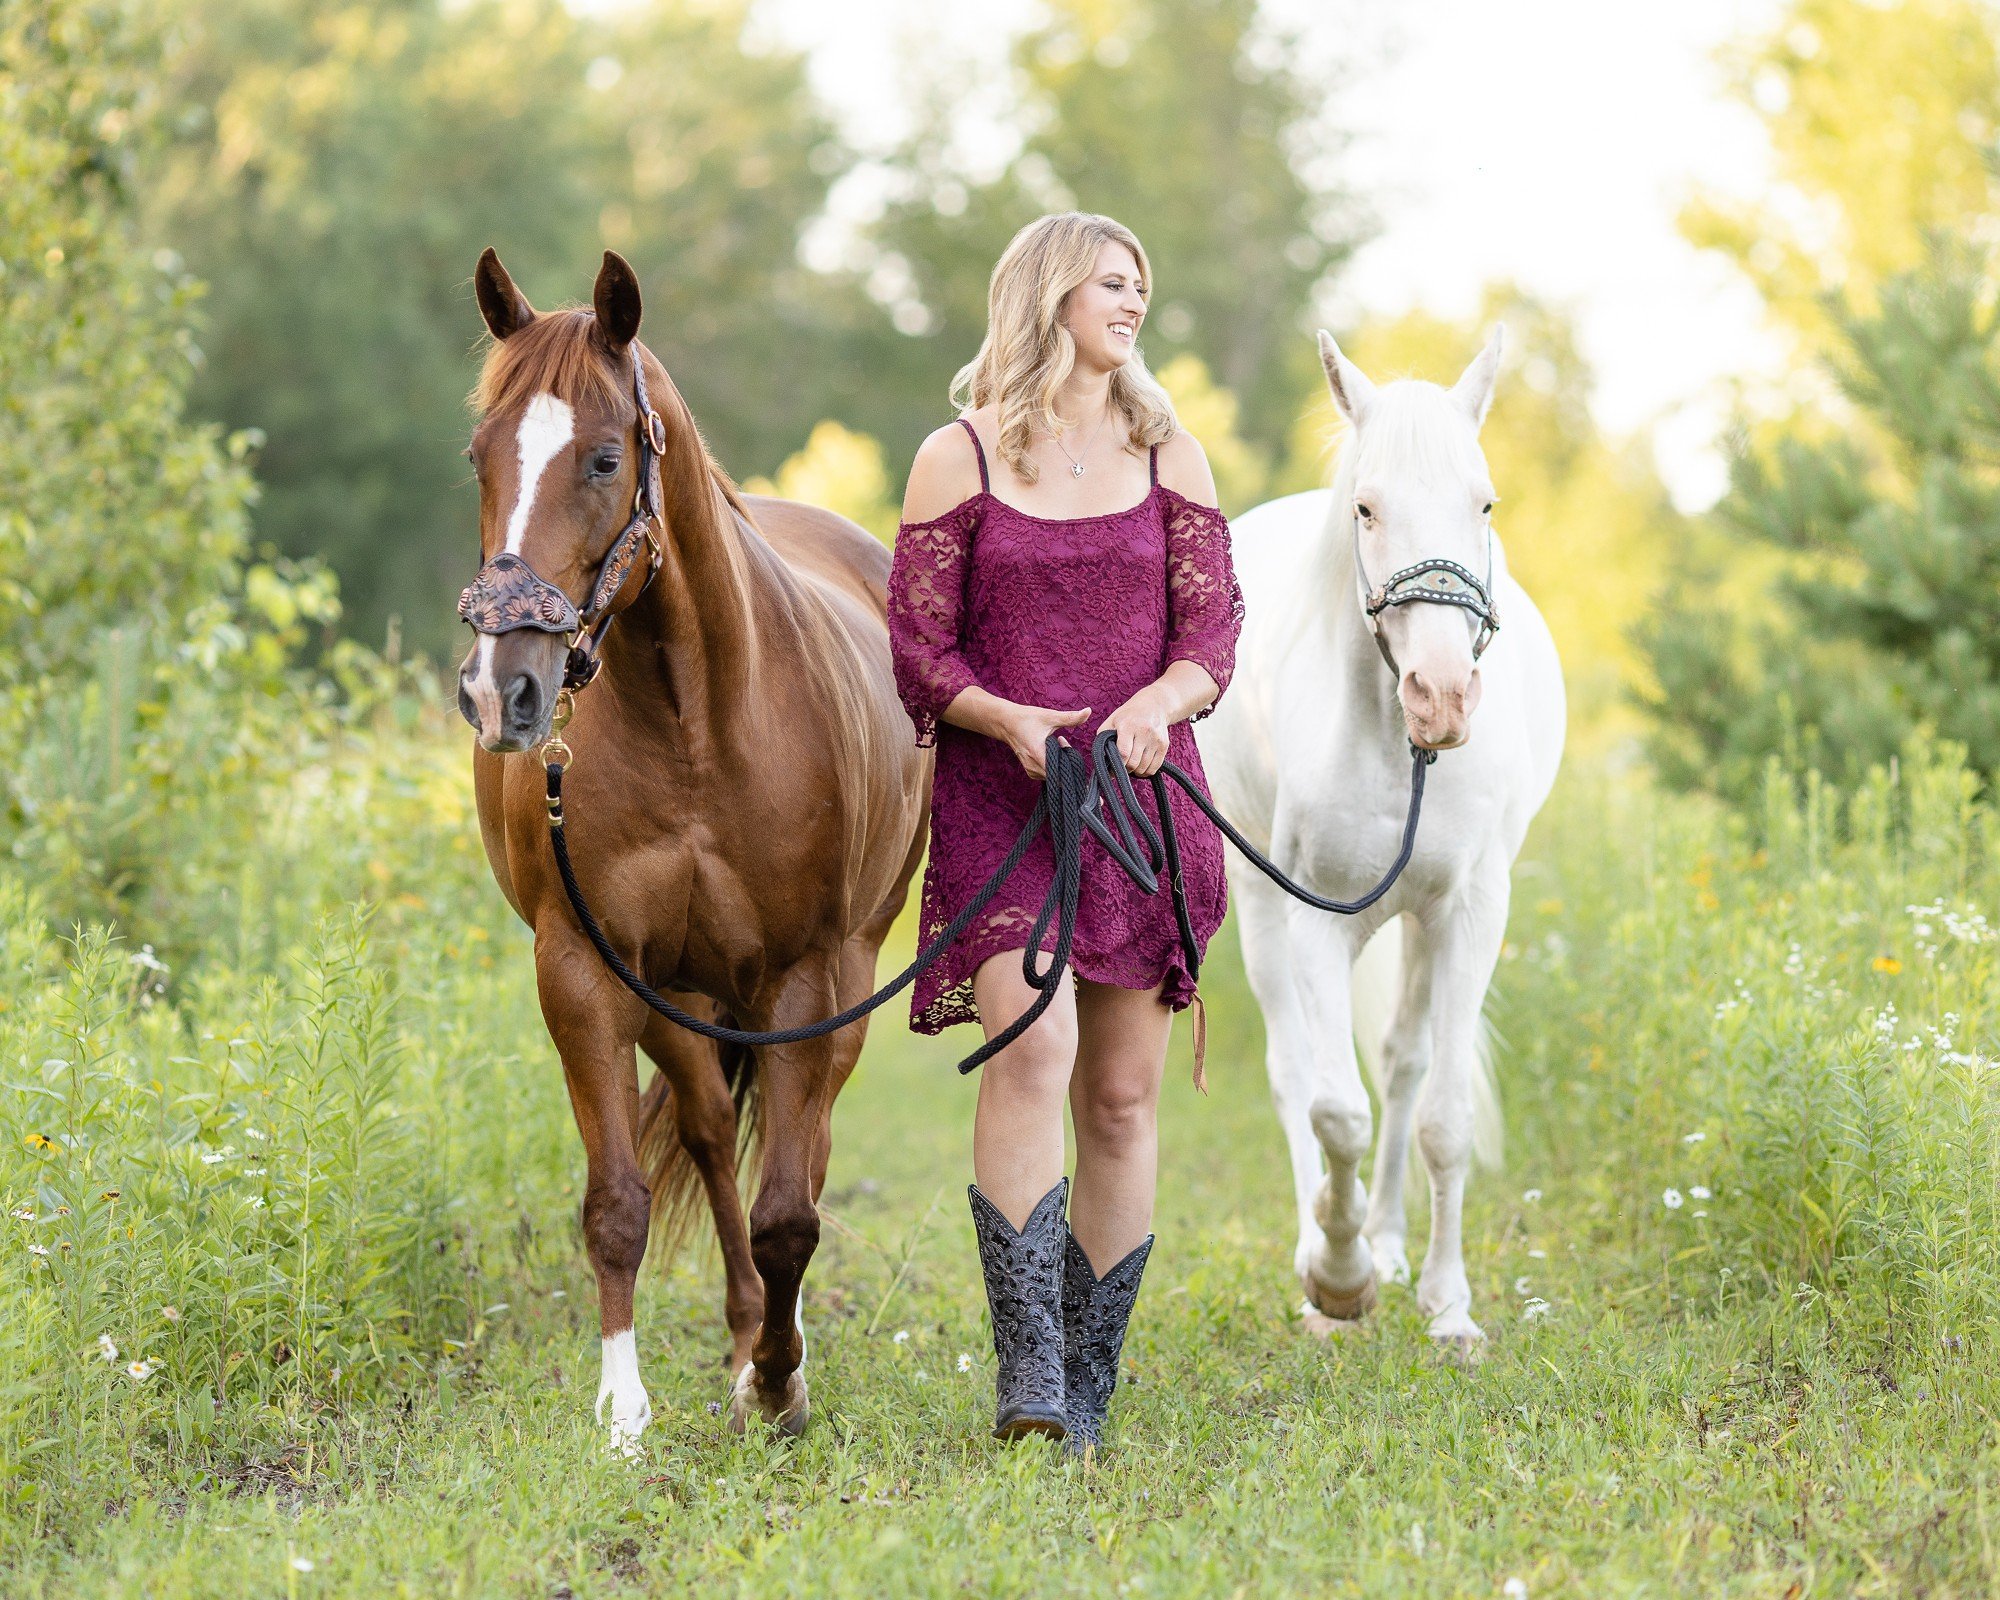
545, 727, 1435, 1075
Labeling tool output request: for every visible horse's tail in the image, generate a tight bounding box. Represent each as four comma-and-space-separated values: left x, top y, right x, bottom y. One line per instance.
637, 1031, 764, 1265
1352, 915, 1503, 1169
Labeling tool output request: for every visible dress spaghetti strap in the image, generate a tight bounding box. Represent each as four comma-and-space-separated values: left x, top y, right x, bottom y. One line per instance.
957, 418, 991, 494
1149, 443, 1159, 487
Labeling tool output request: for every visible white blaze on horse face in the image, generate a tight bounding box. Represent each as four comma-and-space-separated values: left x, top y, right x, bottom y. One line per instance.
504, 393, 576, 555
595, 1328, 652, 1450
461, 392, 576, 743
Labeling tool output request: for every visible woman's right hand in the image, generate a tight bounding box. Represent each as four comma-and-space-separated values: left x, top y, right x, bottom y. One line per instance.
1000, 702, 1091, 779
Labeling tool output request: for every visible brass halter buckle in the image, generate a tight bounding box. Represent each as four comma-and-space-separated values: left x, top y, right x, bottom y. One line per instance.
541, 687, 577, 773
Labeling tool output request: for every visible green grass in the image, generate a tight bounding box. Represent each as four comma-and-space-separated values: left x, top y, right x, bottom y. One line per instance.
3, 733, 1998, 1597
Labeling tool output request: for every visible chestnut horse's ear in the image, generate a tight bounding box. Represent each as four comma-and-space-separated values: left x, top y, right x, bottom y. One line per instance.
593, 251, 643, 351
475, 248, 536, 341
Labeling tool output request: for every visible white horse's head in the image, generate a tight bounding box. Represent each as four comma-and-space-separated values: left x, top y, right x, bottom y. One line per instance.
1319, 327, 1504, 751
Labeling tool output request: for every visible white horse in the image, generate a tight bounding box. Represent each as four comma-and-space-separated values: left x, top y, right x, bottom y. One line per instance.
1201, 328, 1565, 1345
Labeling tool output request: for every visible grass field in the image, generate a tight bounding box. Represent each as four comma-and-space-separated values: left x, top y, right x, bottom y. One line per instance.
3, 735, 1997, 1598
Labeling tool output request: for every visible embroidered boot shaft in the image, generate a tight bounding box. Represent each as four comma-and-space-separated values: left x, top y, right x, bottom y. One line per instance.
1061, 1227, 1153, 1455
967, 1180, 1070, 1442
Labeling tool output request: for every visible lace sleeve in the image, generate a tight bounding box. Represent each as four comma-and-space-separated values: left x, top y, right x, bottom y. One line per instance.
1161, 488, 1246, 720
887, 499, 983, 747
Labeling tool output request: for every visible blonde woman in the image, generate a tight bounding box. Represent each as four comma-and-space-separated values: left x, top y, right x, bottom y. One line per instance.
887, 212, 1243, 1452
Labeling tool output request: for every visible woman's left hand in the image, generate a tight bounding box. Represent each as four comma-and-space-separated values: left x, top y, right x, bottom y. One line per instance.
1103, 688, 1173, 776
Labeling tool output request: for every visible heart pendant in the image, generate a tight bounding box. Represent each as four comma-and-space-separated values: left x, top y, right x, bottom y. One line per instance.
1071, 462, 1085, 478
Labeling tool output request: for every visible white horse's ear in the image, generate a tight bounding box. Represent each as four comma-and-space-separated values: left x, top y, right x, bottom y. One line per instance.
1451, 324, 1505, 427
1317, 329, 1376, 428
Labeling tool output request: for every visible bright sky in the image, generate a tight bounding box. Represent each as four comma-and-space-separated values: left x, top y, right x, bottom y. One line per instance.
752, 0, 1791, 511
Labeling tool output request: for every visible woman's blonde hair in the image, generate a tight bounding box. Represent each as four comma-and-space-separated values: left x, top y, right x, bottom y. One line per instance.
951, 212, 1178, 484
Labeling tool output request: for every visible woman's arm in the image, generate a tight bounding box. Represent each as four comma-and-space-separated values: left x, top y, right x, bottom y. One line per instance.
1101, 430, 1243, 776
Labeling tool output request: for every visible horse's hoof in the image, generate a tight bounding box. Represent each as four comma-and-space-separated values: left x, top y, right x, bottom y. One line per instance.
728, 1361, 809, 1436
1299, 1300, 1368, 1339
1303, 1267, 1378, 1322
1425, 1312, 1486, 1361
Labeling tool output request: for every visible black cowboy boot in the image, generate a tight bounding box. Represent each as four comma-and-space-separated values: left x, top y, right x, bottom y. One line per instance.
1061, 1226, 1153, 1455
967, 1179, 1069, 1441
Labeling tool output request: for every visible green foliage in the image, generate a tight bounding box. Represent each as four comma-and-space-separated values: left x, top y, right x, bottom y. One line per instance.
146, 0, 874, 656
0, 736, 1997, 1591
0, 0, 259, 690
1640, 246, 2000, 798
0, 898, 469, 1545
1681, 0, 2000, 352
1506, 732, 2000, 1349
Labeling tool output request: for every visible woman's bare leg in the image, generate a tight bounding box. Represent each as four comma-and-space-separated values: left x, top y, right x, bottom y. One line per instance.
1068, 977, 1174, 1271
970, 950, 1079, 1227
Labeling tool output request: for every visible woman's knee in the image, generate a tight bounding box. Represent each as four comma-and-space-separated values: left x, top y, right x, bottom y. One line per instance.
985, 1012, 1076, 1106
1072, 1065, 1161, 1148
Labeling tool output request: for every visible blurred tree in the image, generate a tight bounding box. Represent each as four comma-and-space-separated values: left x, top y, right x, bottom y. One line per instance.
862, 0, 1366, 473
1, 0, 260, 689
1644, 0, 2000, 796
1681, 0, 2000, 350
1152, 354, 1269, 516
1318, 292, 1684, 743
1641, 246, 2000, 797
146, 0, 884, 657
743, 421, 898, 542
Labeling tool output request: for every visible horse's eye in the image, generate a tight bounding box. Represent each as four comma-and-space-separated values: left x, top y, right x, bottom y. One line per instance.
1481, 502, 1493, 515
1355, 502, 1374, 522
590, 451, 622, 479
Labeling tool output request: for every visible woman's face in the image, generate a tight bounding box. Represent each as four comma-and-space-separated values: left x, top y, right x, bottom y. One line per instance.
1062, 241, 1148, 374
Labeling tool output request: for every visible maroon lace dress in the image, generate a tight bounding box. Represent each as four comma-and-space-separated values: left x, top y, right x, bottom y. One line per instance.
886, 419, 1245, 1034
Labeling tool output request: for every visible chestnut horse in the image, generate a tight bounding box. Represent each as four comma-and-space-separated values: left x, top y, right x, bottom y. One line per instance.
456, 248, 929, 1445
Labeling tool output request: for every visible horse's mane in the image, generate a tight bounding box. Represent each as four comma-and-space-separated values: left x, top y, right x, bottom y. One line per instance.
472, 309, 753, 521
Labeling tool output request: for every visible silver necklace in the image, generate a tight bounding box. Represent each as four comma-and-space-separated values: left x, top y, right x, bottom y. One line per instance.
1052, 405, 1112, 478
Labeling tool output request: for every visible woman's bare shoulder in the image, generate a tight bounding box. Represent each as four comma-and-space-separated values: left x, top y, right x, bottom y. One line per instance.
1155, 429, 1220, 509
901, 419, 986, 526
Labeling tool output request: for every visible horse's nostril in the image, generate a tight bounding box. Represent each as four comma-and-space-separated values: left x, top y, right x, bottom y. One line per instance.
457, 680, 478, 728
503, 673, 541, 728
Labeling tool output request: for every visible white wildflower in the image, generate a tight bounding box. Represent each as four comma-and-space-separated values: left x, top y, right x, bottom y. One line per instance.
1504, 1580, 1529, 1599
1682, 1131, 1706, 1144
97, 1333, 117, 1364
1513, 1277, 1532, 1296
957, 1352, 973, 1373
1526, 1249, 1546, 1260
28, 1244, 48, 1258
289, 1556, 314, 1573
248, 1196, 266, 1210
891, 1329, 909, 1344
1662, 1188, 1684, 1210
1522, 1298, 1550, 1321
10, 1208, 33, 1223
126, 1359, 156, 1381
1690, 1185, 1711, 1201
1522, 1188, 1542, 1204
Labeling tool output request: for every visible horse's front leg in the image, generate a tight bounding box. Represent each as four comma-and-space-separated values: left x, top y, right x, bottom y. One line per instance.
1240, 864, 1376, 1323
728, 965, 845, 1436
1362, 914, 1435, 1287
1413, 870, 1509, 1350
537, 933, 655, 1448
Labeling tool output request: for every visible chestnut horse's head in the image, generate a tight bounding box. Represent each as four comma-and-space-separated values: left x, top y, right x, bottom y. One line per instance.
457, 248, 661, 752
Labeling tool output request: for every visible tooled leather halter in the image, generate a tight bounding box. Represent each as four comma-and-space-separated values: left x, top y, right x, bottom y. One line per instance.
457, 345, 667, 693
